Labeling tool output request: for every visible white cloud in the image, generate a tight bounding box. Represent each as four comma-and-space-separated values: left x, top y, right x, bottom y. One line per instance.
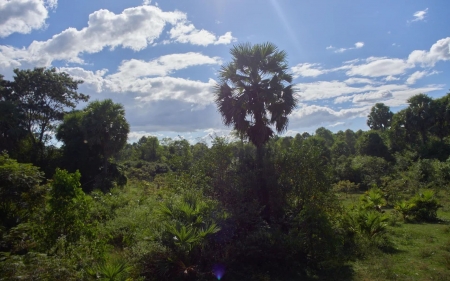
59, 52, 222, 107
331, 41, 364, 53
345, 57, 412, 77
58, 67, 109, 92
328, 122, 345, 127
406, 70, 427, 85
352, 90, 393, 104
0, 4, 234, 68
334, 96, 353, 104
407, 37, 450, 66
169, 22, 236, 46
0, 0, 56, 37
110, 52, 222, 79
214, 31, 236, 45
384, 75, 399, 81
411, 8, 428, 22
290, 104, 370, 128
291, 63, 326, 78
344, 78, 375, 85
355, 42, 364, 48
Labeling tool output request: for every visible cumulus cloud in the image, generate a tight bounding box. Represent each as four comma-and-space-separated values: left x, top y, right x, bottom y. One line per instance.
384, 75, 399, 81
352, 90, 393, 103
110, 53, 222, 79
0, 4, 235, 68
407, 37, 450, 66
291, 63, 326, 78
355, 42, 364, 48
59, 53, 220, 107
406, 70, 427, 85
289, 104, 370, 128
0, 0, 56, 37
411, 8, 428, 22
344, 78, 375, 85
345, 57, 412, 77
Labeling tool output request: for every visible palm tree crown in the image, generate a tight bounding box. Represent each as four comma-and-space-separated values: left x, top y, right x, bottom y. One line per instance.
214, 42, 297, 147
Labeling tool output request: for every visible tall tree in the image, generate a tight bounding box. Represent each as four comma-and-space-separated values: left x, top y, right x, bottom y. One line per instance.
214, 42, 297, 150
81, 99, 130, 177
57, 99, 129, 190
367, 103, 393, 131
0, 75, 27, 157
214, 42, 297, 220
404, 94, 434, 144
9, 68, 88, 164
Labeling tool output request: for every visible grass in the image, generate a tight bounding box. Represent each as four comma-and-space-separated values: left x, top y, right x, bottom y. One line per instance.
342, 190, 450, 281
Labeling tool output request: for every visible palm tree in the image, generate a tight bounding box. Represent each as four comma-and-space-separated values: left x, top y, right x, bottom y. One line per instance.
214, 42, 297, 150
214, 42, 297, 220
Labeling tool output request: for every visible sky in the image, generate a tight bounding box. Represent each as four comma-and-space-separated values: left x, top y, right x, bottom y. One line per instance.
1, 0, 450, 144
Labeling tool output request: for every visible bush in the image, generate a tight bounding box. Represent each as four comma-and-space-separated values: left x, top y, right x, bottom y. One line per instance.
395, 190, 442, 222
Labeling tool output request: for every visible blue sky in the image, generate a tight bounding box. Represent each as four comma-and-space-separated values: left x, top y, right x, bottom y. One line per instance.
1, 0, 450, 143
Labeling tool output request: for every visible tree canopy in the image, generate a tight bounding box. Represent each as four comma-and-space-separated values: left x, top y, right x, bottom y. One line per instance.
214, 42, 297, 148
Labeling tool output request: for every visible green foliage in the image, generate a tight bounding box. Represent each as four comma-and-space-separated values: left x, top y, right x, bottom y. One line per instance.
214, 42, 297, 148
332, 180, 359, 194
356, 130, 391, 160
395, 190, 442, 222
44, 169, 93, 250
351, 155, 391, 189
360, 188, 387, 210
0, 152, 45, 229
87, 258, 131, 281
7, 68, 88, 165
367, 103, 393, 131
57, 99, 130, 191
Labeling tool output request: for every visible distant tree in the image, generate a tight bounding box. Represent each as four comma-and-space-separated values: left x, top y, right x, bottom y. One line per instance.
8, 68, 88, 164
315, 127, 334, 147
137, 136, 161, 162
356, 131, 391, 160
367, 103, 393, 131
404, 94, 434, 144
430, 93, 450, 140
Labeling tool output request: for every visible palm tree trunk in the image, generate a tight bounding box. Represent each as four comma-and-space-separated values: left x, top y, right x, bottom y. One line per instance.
256, 144, 270, 222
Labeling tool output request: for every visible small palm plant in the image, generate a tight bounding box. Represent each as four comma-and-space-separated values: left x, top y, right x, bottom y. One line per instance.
155, 190, 222, 279
360, 187, 386, 211
86, 258, 130, 281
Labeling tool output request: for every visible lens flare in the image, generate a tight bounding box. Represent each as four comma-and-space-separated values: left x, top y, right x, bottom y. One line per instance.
213, 264, 225, 280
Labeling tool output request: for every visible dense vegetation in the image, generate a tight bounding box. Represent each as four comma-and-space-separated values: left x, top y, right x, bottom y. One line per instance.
1, 43, 450, 280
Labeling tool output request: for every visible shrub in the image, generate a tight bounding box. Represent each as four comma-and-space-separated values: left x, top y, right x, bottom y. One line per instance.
395, 190, 442, 222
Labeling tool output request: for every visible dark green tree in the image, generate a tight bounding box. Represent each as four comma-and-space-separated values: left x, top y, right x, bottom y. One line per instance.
8, 68, 88, 164
356, 131, 391, 160
430, 93, 450, 140
214, 42, 297, 219
0, 75, 27, 157
57, 99, 129, 191
404, 94, 434, 144
315, 127, 335, 147
214, 42, 297, 149
81, 99, 129, 177
367, 103, 393, 131
137, 136, 161, 162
